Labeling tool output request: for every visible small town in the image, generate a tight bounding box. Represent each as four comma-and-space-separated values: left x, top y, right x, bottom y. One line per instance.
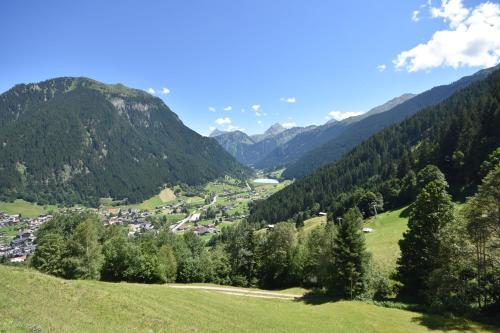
0, 177, 286, 264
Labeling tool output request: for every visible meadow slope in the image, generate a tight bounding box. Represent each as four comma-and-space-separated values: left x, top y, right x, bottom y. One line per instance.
1, 266, 498, 333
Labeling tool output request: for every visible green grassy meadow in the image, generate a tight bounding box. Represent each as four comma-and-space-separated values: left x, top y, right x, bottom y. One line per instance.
364, 207, 409, 273
0, 200, 58, 218
1, 265, 497, 333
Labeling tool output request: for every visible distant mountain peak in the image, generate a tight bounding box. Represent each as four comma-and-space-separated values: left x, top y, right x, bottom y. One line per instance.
209, 129, 226, 137
265, 123, 286, 135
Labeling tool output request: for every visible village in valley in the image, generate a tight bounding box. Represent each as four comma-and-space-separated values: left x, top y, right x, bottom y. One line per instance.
0, 176, 290, 263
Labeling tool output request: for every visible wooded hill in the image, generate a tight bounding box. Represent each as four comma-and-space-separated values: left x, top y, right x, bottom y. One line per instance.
0, 77, 249, 206
255, 94, 416, 170
283, 65, 500, 179
248, 67, 500, 226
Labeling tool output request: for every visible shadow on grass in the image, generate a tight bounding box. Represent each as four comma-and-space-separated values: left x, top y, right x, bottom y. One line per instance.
297, 293, 500, 331
399, 205, 412, 218
411, 313, 499, 332
294, 289, 339, 305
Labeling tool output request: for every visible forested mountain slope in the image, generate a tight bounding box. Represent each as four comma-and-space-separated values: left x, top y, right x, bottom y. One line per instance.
211, 124, 315, 166
209, 130, 256, 164
283, 65, 500, 179
0, 77, 249, 206
248, 67, 500, 225
255, 94, 416, 170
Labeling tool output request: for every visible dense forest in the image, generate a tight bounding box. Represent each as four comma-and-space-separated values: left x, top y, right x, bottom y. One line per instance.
0, 77, 249, 206
283, 64, 500, 179
248, 67, 500, 226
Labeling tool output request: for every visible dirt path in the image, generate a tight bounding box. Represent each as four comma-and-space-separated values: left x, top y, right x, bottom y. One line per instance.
169, 285, 302, 300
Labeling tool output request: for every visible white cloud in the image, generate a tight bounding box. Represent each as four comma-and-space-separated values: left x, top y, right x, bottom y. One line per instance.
208, 106, 216, 112
161, 87, 170, 95
431, 0, 470, 28
215, 117, 231, 125
209, 126, 216, 132
223, 105, 232, 111
148, 88, 155, 94
257, 120, 262, 125
282, 122, 297, 129
412, 10, 421, 22
251, 104, 264, 116
327, 110, 364, 121
377, 64, 387, 72
280, 97, 297, 103
394, 0, 500, 72
251, 104, 261, 111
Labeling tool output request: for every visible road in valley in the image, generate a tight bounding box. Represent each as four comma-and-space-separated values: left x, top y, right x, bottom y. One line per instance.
169, 195, 217, 232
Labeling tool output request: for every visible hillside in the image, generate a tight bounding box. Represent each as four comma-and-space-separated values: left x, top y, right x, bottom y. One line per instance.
255, 94, 415, 170
0, 77, 249, 206
211, 124, 315, 166
209, 130, 256, 164
0, 265, 496, 333
249, 66, 500, 225
284, 65, 500, 179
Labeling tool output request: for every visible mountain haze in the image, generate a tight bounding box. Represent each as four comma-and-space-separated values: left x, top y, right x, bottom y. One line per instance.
210, 124, 316, 166
254, 94, 415, 170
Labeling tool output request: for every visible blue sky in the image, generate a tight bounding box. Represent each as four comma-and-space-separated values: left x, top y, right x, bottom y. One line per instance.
1, 0, 498, 135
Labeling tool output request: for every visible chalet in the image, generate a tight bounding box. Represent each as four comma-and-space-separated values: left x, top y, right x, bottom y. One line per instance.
10, 256, 27, 263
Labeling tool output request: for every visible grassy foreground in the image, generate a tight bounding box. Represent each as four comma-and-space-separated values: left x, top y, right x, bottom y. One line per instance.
1, 266, 497, 333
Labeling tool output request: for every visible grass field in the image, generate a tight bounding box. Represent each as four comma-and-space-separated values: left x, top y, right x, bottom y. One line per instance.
301, 216, 327, 235
298, 208, 409, 274
0, 200, 58, 218
364, 207, 409, 273
1, 265, 497, 333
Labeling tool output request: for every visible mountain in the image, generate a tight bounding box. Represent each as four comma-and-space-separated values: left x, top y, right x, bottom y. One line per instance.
341, 93, 416, 125
248, 66, 500, 226
283, 65, 500, 179
209, 128, 227, 137
254, 121, 348, 169
209, 130, 256, 164
0, 77, 249, 206
254, 94, 415, 170
250, 123, 287, 142
210, 124, 315, 166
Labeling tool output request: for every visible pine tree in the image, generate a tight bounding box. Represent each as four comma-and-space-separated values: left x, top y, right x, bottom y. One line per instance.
397, 171, 455, 300
329, 208, 369, 299
295, 212, 305, 229
463, 162, 500, 310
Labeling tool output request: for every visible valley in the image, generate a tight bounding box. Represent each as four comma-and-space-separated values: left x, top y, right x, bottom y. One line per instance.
0, 175, 290, 260
1, 2, 500, 330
